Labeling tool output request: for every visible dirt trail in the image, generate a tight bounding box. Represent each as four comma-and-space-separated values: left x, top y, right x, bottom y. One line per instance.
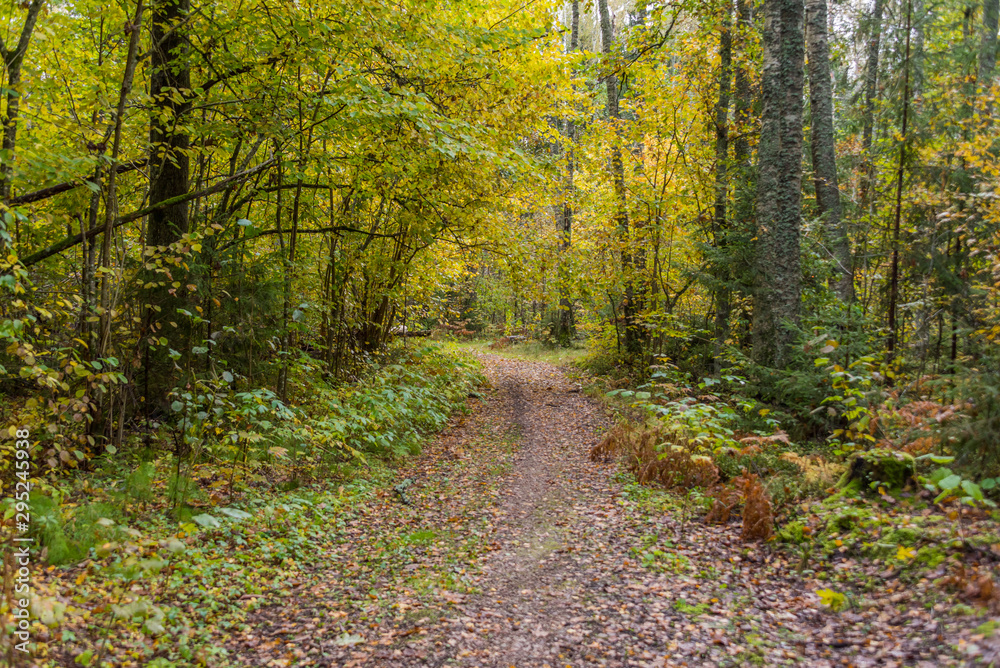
232, 355, 973, 667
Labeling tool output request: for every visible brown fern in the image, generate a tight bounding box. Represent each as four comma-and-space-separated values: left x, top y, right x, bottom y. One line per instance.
737, 474, 773, 542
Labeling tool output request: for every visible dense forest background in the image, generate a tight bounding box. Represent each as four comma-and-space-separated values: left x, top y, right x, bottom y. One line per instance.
0, 0, 999, 499
3, 0, 1000, 663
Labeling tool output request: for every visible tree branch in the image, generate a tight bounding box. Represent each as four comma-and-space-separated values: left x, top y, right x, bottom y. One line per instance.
19, 159, 275, 267
8, 160, 148, 206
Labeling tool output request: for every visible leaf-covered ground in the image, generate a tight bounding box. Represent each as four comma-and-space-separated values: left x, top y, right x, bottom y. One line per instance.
217, 355, 997, 667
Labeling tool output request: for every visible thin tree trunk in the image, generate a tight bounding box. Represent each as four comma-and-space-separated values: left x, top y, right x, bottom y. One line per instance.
806, 0, 853, 301
713, 6, 733, 374
94, 0, 145, 441
887, 0, 913, 366
556, 0, 580, 347
752, 0, 805, 367
859, 0, 885, 212
99, 0, 145, 356
980, 0, 999, 114
597, 0, 641, 358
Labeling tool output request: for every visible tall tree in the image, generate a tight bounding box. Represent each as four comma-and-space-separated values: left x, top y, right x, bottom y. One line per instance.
752, 0, 805, 367
142, 0, 192, 405
712, 2, 734, 373
597, 0, 641, 358
147, 0, 191, 248
887, 0, 913, 365
979, 0, 999, 103
555, 0, 580, 347
859, 0, 885, 212
806, 0, 853, 301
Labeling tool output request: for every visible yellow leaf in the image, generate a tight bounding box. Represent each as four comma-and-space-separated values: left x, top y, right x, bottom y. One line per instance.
896, 546, 917, 560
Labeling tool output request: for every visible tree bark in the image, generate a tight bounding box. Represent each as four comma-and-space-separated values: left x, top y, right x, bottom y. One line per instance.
556, 0, 580, 347
806, 0, 853, 301
979, 0, 999, 107
752, 0, 805, 368
887, 0, 913, 366
859, 0, 885, 213
712, 5, 733, 374
147, 0, 191, 248
597, 0, 641, 359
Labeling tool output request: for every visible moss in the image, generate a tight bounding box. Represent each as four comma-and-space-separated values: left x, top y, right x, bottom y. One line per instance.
951, 603, 976, 616
775, 521, 808, 544
976, 620, 1000, 636
916, 546, 947, 568
837, 449, 915, 494
824, 507, 872, 533
883, 527, 920, 546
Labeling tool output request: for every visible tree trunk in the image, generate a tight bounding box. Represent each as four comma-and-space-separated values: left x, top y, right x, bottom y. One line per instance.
597, 0, 641, 359
556, 0, 580, 347
93, 0, 145, 441
859, 0, 885, 213
147, 0, 191, 248
980, 0, 999, 111
712, 6, 733, 374
887, 0, 913, 367
141, 0, 192, 407
0, 0, 44, 251
752, 0, 805, 368
806, 0, 853, 301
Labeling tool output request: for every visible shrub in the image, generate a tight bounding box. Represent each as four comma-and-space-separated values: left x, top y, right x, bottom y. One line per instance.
941, 370, 1000, 476
590, 422, 719, 489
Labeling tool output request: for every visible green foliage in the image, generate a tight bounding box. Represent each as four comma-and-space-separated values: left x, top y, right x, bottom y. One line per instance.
298, 344, 483, 462
25, 491, 124, 565
941, 369, 1000, 476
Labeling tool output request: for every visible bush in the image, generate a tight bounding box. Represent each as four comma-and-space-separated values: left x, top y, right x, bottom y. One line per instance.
943, 369, 1000, 477
27, 492, 124, 565
590, 422, 719, 489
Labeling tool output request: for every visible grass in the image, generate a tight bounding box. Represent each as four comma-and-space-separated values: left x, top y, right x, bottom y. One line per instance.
446, 339, 590, 366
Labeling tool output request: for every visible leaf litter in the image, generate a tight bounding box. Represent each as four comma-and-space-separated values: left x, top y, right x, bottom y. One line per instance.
223, 355, 993, 667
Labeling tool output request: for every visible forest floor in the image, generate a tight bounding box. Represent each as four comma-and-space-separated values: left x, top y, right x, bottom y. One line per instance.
223, 354, 996, 668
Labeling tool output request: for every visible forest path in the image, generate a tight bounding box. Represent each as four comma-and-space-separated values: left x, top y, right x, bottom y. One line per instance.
229, 355, 959, 668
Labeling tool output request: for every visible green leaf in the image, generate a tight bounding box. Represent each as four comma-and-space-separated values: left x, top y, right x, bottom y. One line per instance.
218, 507, 252, 521
163, 538, 186, 554
192, 513, 221, 529
938, 474, 962, 491
961, 480, 984, 501
916, 454, 955, 464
